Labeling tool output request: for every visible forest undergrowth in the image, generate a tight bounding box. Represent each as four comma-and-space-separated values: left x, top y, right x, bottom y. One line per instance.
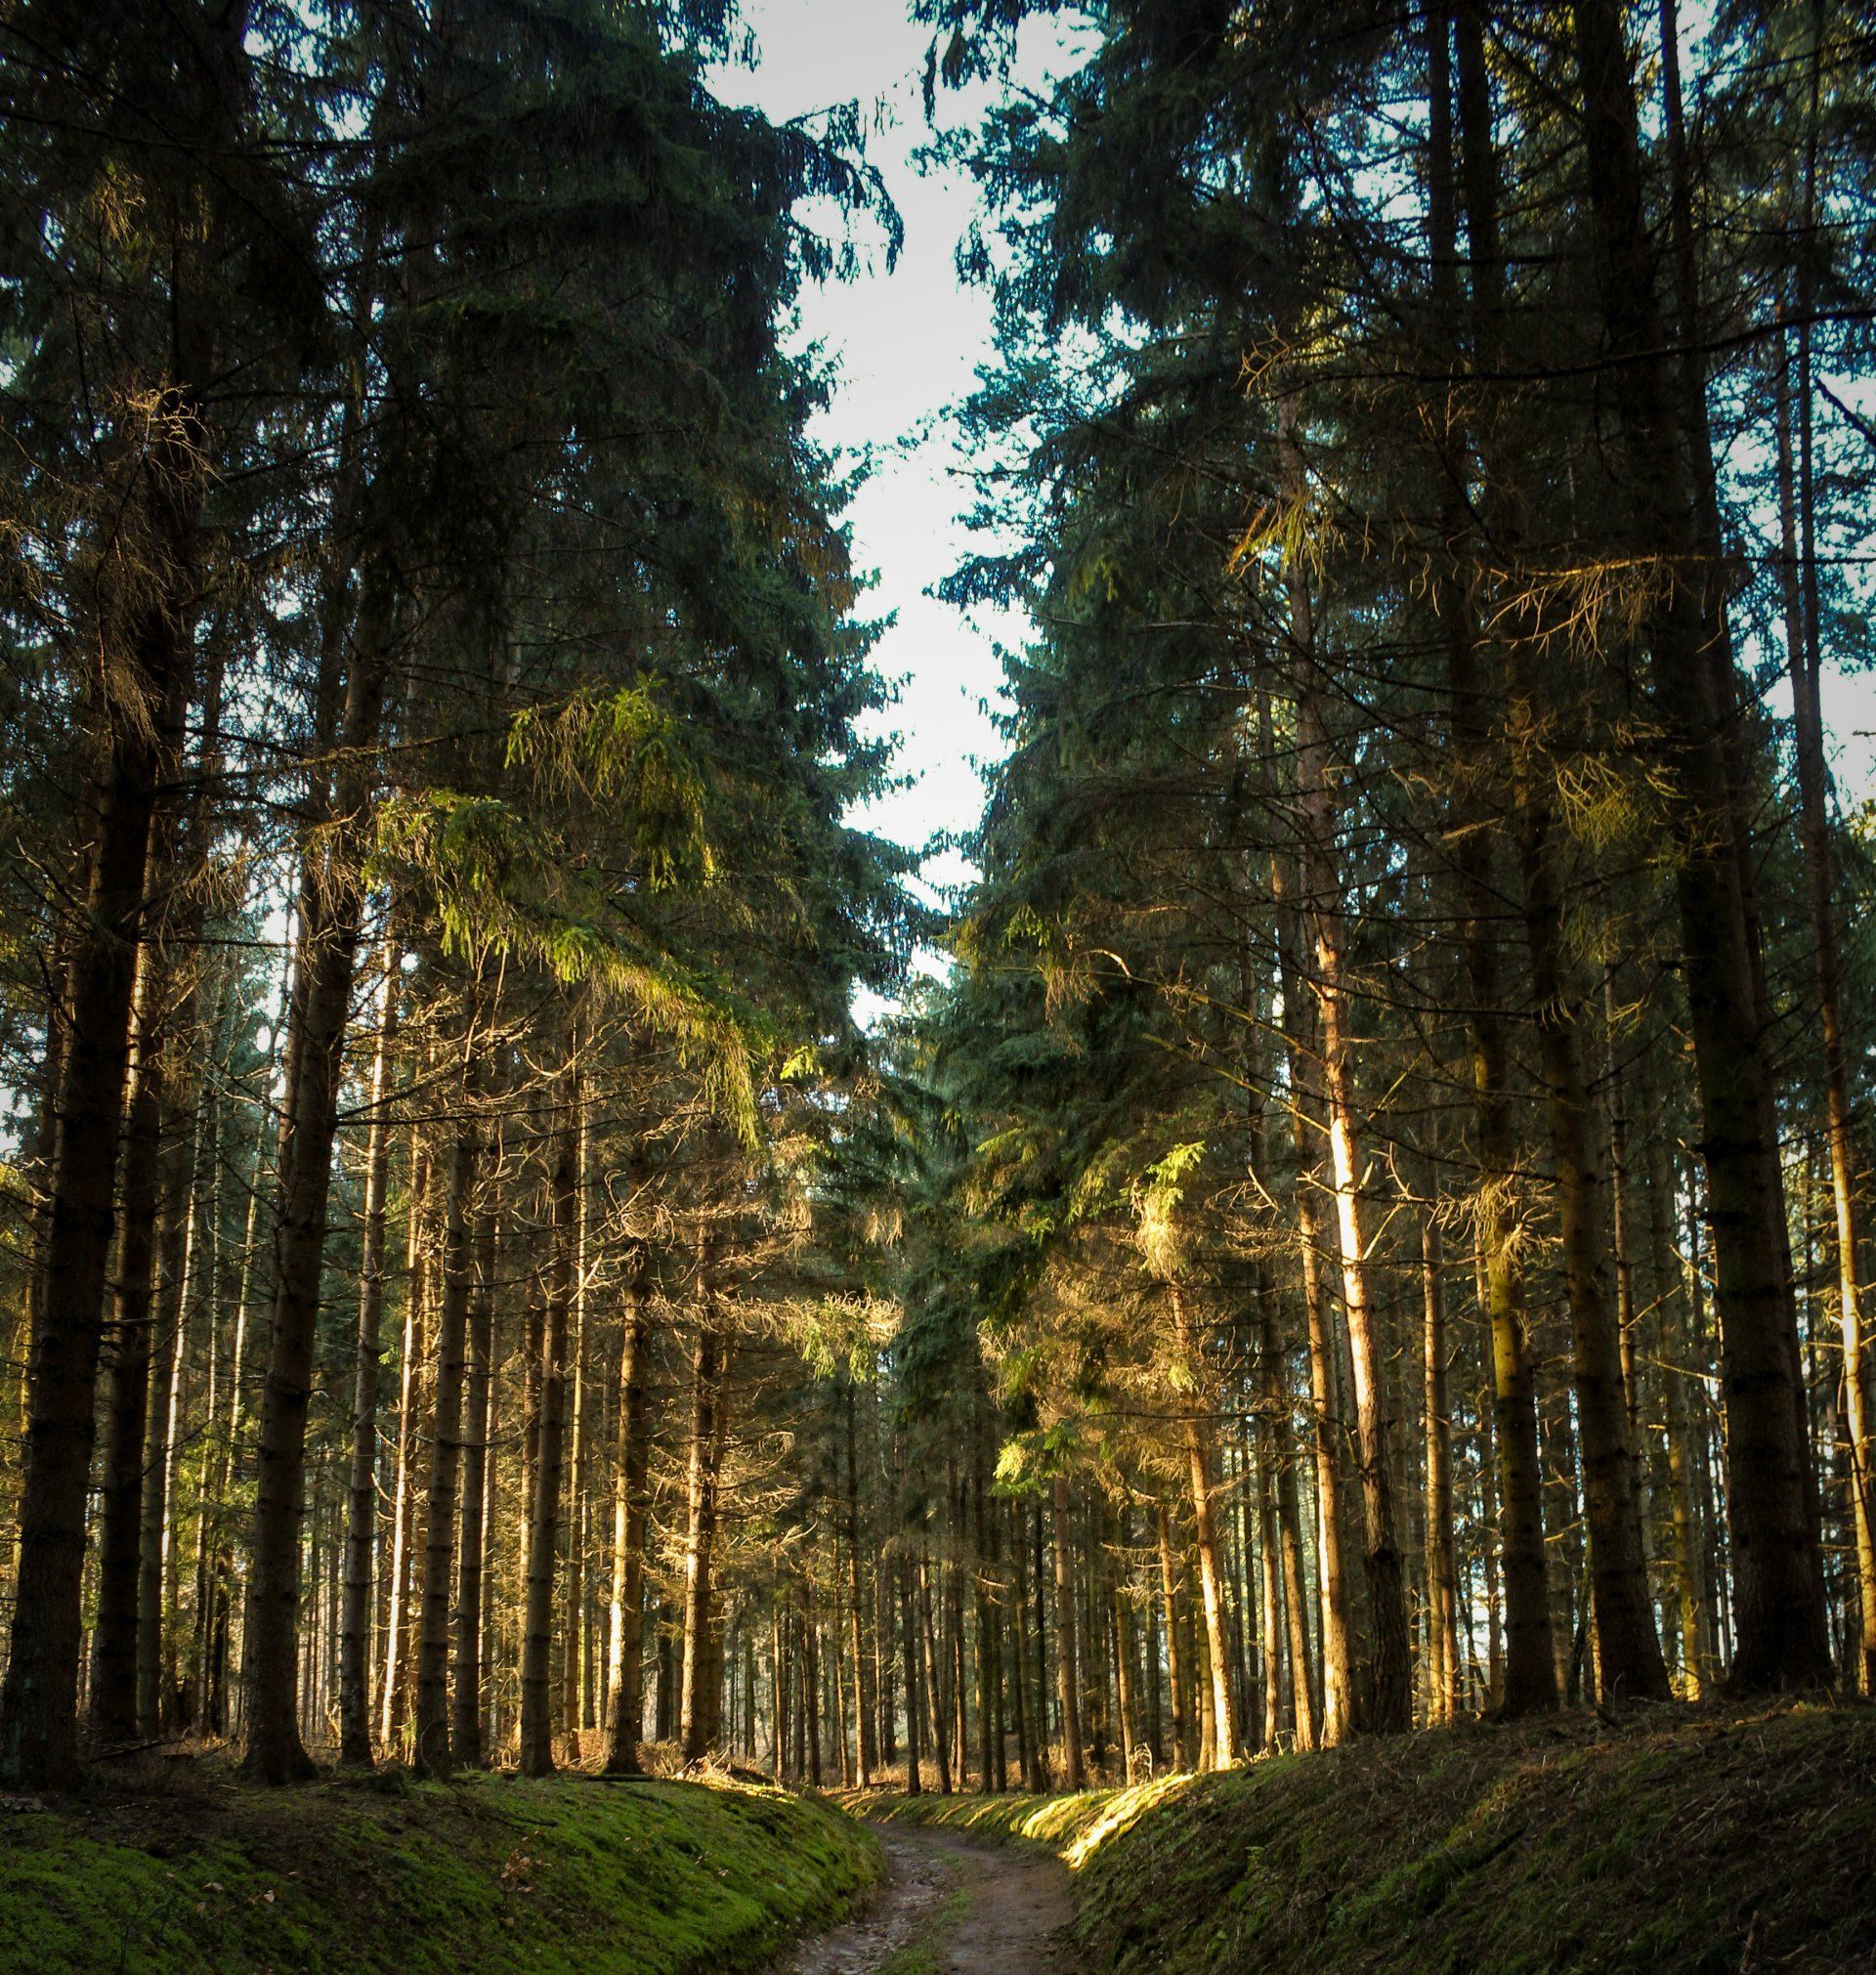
857, 1701, 1876, 1975
0, 1761, 878, 1975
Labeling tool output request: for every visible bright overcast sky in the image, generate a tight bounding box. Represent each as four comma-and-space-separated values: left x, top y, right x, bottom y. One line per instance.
709, 3, 1068, 927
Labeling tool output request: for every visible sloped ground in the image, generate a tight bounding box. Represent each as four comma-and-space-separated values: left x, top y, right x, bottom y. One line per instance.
858, 1701, 1876, 1974
0, 1760, 878, 1974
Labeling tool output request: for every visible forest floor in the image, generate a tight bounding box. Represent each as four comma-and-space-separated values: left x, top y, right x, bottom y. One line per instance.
852, 1698, 1876, 1974
0, 1757, 878, 1974
785, 1822, 1077, 1974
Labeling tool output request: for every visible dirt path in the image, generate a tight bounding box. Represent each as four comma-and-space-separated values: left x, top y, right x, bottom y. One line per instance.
785, 1823, 1078, 1974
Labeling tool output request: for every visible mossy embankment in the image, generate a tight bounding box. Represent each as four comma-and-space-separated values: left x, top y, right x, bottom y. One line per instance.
0, 1764, 878, 1974
856, 1702, 1876, 1974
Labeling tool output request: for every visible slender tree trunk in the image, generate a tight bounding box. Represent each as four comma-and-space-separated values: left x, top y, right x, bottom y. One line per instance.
89, 951, 171, 1747
413, 997, 480, 1776
1050, 1476, 1085, 1788
1421, 1208, 1461, 1726
242, 599, 392, 1782
919, 1550, 953, 1793
603, 1204, 652, 1774
678, 1280, 728, 1763
847, 1383, 877, 1785
379, 1130, 429, 1749
339, 943, 400, 1765
1280, 395, 1409, 1732
140, 1181, 192, 1738
452, 1205, 494, 1766
1157, 1508, 1190, 1768
519, 1075, 578, 1777
1169, 1286, 1238, 1762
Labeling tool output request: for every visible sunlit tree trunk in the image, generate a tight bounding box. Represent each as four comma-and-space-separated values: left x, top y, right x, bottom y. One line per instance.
1421, 1204, 1460, 1726
1281, 390, 1410, 1733
1049, 1475, 1085, 1787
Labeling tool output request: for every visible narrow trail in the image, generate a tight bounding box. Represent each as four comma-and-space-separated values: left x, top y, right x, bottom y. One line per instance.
786, 1823, 1078, 1975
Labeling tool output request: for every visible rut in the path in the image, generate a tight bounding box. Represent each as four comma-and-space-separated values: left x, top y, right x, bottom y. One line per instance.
787, 1824, 1078, 1975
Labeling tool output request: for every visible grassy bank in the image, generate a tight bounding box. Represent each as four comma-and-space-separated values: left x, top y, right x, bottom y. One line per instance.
0, 1764, 878, 1974
856, 1702, 1876, 1974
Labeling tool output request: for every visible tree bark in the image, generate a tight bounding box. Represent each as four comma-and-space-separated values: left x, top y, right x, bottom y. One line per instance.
1444, 0, 1559, 1717
603, 1198, 653, 1774
1570, 0, 1829, 1686
452, 1201, 495, 1766
339, 941, 400, 1765
413, 995, 480, 1775
241, 584, 392, 1782
1514, 772, 1669, 1698
678, 1267, 728, 1762
519, 1075, 578, 1777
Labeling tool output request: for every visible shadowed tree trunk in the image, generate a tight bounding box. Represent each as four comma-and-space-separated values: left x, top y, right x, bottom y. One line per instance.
1569, 0, 1829, 1687
678, 1272, 729, 1763
89, 948, 174, 1748
1443, 0, 1559, 1717
1050, 1475, 1085, 1787
339, 941, 400, 1766
413, 992, 480, 1776
242, 582, 393, 1784
519, 1070, 578, 1777
603, 1180, 653, 1775
452, 1203, 495, 1766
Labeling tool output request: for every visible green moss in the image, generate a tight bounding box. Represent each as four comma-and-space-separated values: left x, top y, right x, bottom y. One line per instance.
859, 1704, 1876, 1975
0, 1773, 878, 1974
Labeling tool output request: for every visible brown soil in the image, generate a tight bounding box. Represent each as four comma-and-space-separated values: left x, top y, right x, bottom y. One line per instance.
786, 1822, 1078, 1974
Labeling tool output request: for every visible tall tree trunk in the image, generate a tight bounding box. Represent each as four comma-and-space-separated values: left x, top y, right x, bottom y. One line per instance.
242, 594, 392, 1782
1569, 0, 1829, 1687
678, 1269, 728, 1763
1169, 1286, 1238, 1762
901, 1553, 923, 1795
519, 1073, 578, 1777
1157, 1508, 1190, 1768
1281, 393, 1410, 1733
378, 1128, 429, 1749
1050, 1476, 1085, 1788
1444, 0, 1558, 1717
1514, 771, 1669, 1699
413, 996, 480, 1776
140, 1177, 192, 1738
89, 950, 172, 1747
919, 1550, 952, 1794
339, 941, 400, 1765
451, 1204, 495, 1766
1421, 1204, 1461, 1726
603, 1201, 652, 1775
847, 1383, 877, 1785
0, 391, 207, 1786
